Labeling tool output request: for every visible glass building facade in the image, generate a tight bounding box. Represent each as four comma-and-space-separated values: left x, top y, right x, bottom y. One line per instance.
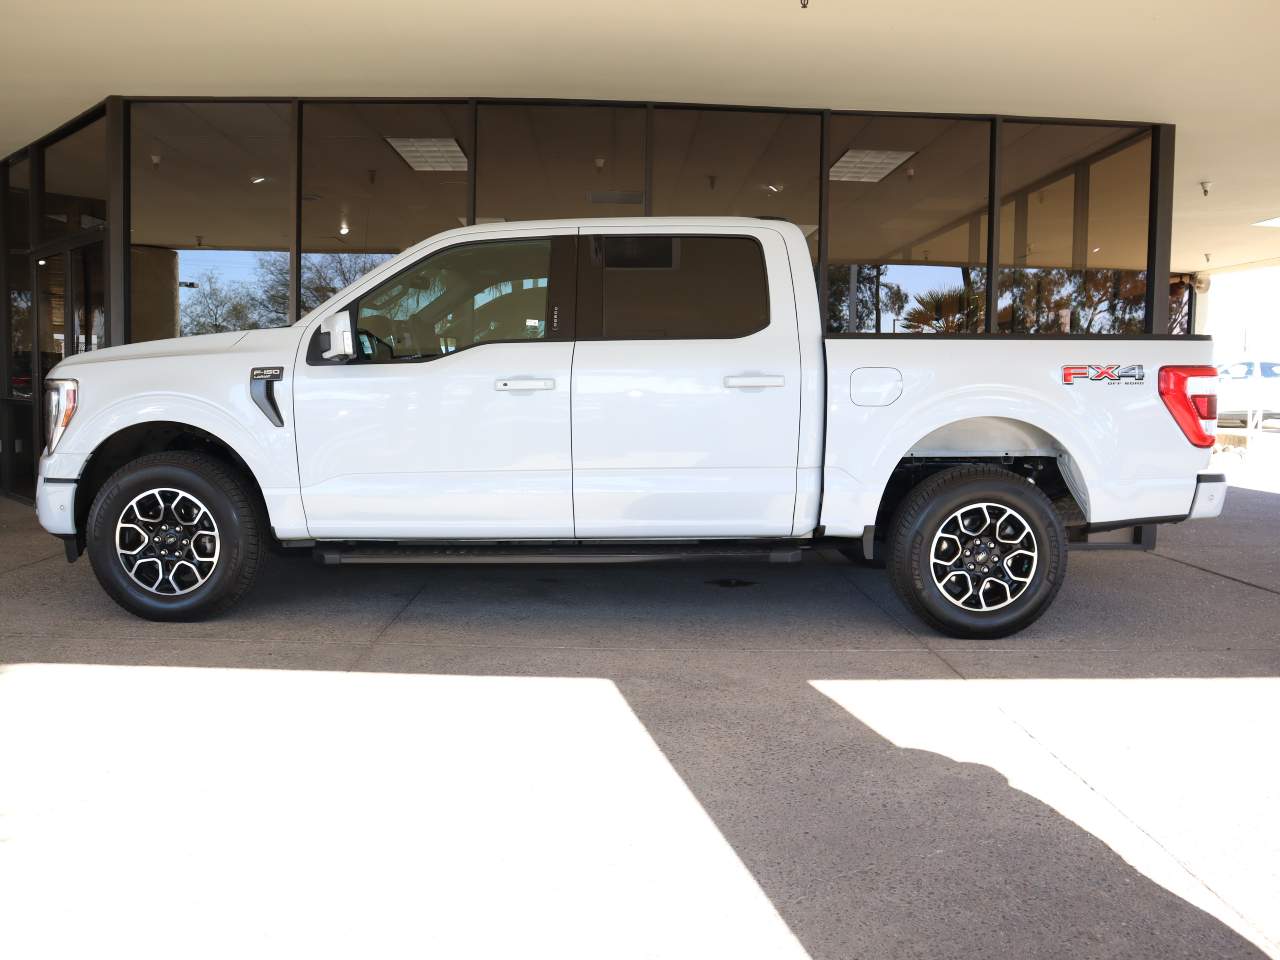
1, 97, 1181, 500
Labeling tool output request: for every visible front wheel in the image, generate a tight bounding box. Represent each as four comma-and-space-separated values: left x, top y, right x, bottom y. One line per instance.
86, 452, 263, 621
886, 466, 1066, 639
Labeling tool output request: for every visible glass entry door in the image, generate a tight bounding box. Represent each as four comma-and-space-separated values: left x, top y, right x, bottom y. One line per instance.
37, 242, 104, 372
0, 240, 104, 499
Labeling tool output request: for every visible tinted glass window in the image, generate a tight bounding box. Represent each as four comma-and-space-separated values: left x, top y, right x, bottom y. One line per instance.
355, 239, 554, 362
651, 110, 820, 263
477, 105, 645, 221
594, 235, 768, 340
131, 102, 291, 341
300, 102, 472, 314
996, 124, 1150, 335
826, 116, 990, 335
42, 117, 108, 244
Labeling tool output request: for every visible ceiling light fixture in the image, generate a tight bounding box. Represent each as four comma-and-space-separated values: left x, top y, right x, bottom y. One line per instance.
765, 184, 782, 193
250, 176, 267, 185
339, 223, 350, 236
1091, 246, 1101, 253
1252, 216, 1280, 228
386, 137, 468, 171
829, 149, 915, 183
37, 259, 46, 266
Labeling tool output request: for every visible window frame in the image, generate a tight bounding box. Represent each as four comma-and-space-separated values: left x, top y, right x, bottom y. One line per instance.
574, 232, 773, 342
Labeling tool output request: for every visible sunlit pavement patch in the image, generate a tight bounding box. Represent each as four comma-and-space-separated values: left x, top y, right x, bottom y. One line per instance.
813, 677, 1280, 959
0, 664, 809, 960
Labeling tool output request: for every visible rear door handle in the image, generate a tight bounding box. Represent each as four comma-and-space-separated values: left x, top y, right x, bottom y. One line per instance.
724, 374, 785, 389
495, 377, 556, 391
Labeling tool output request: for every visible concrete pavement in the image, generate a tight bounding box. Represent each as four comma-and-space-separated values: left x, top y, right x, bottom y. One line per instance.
0, 489, 1277, 959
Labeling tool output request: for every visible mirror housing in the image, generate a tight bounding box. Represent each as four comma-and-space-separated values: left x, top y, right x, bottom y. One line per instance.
319, 311, 356, 361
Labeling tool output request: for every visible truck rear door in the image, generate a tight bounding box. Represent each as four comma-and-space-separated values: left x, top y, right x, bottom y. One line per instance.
570, 225, 802, 537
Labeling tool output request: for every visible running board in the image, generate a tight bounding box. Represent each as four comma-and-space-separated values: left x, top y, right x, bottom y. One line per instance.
313, 544, 803, 566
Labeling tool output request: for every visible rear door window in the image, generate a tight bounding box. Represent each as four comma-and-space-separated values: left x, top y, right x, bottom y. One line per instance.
578, 235, 769, 340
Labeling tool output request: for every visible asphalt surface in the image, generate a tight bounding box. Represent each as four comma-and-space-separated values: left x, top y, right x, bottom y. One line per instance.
1, 489, 1277, 959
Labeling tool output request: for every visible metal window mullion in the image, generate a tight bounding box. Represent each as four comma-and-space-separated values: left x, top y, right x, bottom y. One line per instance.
984, 118, 1001, 334
28, 145, 44, 471
106, 96, 130, 346
0, 161, 9, 401
817, 110, 830, 331
467, 100, 478, 225
1145, 124, 1175, 335
643, 104, 654, 216
288, 100, 302, 324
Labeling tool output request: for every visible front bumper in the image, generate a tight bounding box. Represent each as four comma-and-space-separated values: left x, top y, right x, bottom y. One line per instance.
35, 451, 85, 536
1187, 473, 1227, 520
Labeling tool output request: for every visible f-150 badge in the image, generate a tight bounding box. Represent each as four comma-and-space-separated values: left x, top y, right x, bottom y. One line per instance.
1061, 364, 1145, 385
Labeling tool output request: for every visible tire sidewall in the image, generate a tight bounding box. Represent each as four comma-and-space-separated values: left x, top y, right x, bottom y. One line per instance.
88, 458, 251, 619
901, 476, 1065, 637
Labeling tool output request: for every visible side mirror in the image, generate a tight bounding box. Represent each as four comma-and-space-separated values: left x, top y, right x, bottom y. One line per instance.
319, 311, 356, 361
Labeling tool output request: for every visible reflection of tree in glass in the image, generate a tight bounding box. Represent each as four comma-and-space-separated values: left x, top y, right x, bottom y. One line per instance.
299, 252, 395, 314
179, 270, 262, 336
826, 264, 906, 333
898, 285, 985, 335
180, 252, 394, 336
998, 268, 1145, 335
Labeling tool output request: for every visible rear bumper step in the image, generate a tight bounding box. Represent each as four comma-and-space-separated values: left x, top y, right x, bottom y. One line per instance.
313, 544, 804, 566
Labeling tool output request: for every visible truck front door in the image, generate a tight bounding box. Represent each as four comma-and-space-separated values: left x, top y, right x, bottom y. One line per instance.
292, 230, 578, 539
570, 226, 802, 537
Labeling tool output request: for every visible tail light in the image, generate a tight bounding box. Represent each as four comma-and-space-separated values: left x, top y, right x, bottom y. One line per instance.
1158, 365, 1218, 448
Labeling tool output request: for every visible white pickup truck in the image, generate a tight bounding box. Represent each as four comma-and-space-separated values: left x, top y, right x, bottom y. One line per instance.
35, 218, 1226, 637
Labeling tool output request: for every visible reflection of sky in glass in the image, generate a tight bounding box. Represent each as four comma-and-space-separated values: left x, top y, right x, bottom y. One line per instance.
885, 264, 972, 310
878, 264, 977, 332
177, 250, 262, 305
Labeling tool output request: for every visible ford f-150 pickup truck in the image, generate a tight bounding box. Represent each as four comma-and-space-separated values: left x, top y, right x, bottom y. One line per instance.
35, 218, 1226, 637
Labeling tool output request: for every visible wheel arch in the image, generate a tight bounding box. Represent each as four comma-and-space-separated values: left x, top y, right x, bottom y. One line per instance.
74, 421, 270, 545
867, 415, 1094, 545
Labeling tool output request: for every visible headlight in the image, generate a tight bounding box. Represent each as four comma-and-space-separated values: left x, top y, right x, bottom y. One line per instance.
44, 379, 78, 453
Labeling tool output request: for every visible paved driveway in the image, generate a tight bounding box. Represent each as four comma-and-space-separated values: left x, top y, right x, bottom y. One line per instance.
0, 490, 1277, 959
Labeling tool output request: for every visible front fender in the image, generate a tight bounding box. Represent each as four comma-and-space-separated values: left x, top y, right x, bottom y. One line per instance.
56, 391, 307, 539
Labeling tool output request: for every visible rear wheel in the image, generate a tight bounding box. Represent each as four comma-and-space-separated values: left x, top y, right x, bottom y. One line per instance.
886, 465, 1066, 638
87, 452, 263, 621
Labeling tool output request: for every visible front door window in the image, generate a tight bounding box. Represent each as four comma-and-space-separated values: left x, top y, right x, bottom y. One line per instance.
353, 239, 558, 363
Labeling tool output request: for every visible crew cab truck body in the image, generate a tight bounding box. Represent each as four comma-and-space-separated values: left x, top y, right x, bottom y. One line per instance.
35, 218, 1225, 637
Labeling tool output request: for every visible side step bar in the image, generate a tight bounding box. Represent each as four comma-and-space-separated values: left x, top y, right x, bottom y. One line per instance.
313, 544, 804, 566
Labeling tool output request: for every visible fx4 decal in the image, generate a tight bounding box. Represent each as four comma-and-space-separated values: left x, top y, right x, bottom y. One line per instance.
1061, 364, 1145, 385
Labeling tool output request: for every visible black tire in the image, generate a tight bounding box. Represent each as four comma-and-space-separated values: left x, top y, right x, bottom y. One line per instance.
886, 465, 1066, 639
86, 451, 263, 621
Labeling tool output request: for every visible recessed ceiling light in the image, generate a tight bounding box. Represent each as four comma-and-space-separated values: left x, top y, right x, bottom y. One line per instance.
765, 183, 783, 193
339, 223, 350, 236
829, 149, 915, 183
37, 259, 46, 266
250, 176, 267, 185
1091, 246, 1101, 253
386, 137, 468, 172
1252, 216, 1280, 228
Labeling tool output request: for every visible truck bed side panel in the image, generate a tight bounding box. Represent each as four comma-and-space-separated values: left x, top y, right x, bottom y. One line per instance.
820, 337, 1216, 536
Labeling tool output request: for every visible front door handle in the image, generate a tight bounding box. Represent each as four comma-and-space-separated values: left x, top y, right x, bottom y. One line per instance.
724, 374, 785, 389
495, 377, 556, 391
